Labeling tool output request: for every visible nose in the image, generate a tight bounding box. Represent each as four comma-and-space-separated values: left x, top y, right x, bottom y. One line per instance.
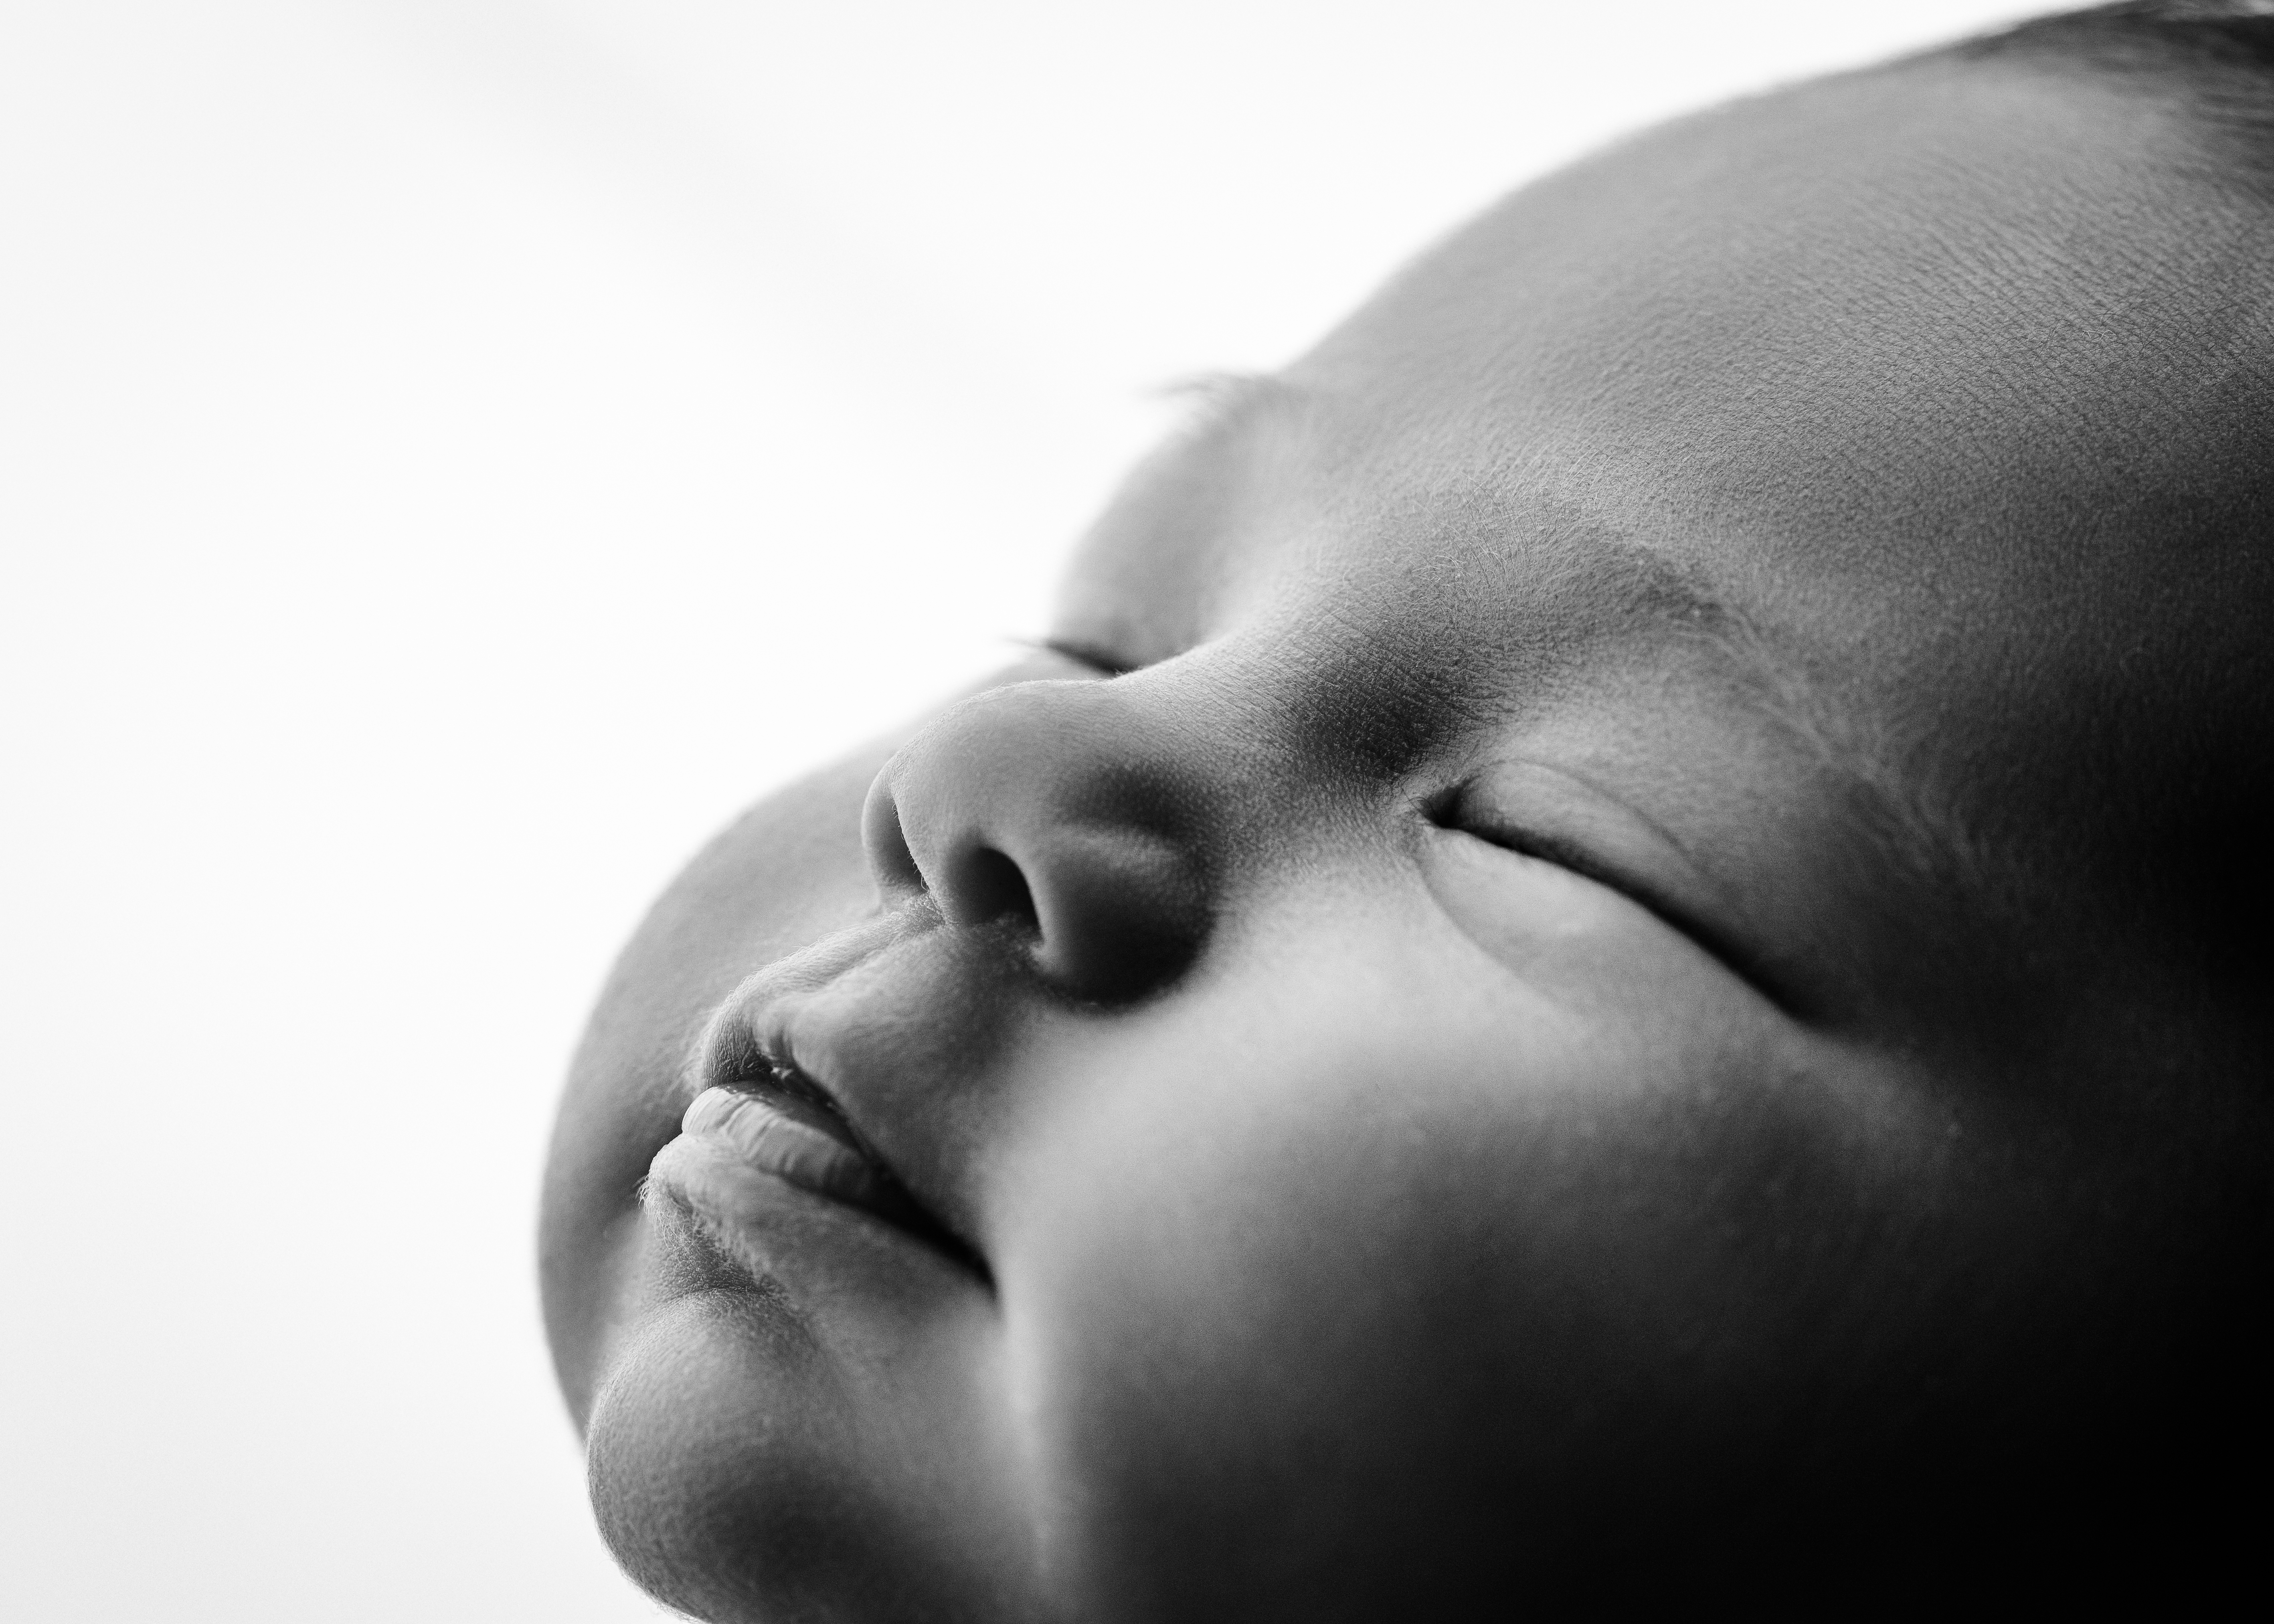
861, 677, 1214, 1001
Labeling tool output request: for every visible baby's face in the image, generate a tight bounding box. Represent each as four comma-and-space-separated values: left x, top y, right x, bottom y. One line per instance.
543, 54, 2270, 1621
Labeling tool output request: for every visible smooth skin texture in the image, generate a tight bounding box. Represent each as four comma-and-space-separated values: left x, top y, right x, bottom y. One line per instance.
542, 51, 2272, 1621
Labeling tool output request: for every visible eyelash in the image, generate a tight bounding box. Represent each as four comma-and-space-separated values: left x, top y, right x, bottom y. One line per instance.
1428, 797, 1803, 1015
1039, 638, 1139, 678
1024, 646, 1805, 1011
1425, 800, 1624, 905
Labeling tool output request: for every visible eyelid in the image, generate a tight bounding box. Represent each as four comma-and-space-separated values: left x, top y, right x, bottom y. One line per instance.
1037, 637, 1138, 677
1432, 763, 1803, 1015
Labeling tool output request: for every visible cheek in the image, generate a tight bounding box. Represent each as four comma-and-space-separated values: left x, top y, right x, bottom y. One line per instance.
542, 747, 890, 1420
545, 655, 1098, 1417
990, 922, 1955, 1612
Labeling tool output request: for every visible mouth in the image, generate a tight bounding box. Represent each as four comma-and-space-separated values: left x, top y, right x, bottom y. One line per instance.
655, 1017, 989, 1281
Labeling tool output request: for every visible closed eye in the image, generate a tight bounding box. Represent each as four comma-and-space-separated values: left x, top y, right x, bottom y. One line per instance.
1037, 637, 1139, 678
1424, 793, 1807, 1019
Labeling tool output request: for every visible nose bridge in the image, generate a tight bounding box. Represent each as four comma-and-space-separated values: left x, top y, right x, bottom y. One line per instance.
864, 676, 1220, 1000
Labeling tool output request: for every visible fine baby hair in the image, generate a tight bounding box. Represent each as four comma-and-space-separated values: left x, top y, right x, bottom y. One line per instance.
541, 6, 2273, 1616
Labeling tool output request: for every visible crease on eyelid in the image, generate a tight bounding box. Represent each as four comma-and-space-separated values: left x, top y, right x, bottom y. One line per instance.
1431, 759, 1679, 862
1022, 635, 1137, 677
1429, 760, 1807, 1016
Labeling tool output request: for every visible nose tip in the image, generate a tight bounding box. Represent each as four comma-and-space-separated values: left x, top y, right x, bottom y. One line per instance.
861, 680, 1212, 1001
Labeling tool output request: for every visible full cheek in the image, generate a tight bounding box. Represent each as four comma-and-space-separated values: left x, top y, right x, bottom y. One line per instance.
547, 746, 896, 1416
981, 946, 1592, 1620
985, 931, 1951, 1618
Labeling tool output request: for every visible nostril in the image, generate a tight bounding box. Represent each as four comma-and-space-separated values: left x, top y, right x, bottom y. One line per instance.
948, 846, 1039, 932
861, 781, 927, 897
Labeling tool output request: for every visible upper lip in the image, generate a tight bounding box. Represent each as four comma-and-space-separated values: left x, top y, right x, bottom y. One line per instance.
686, 977, 992, 1282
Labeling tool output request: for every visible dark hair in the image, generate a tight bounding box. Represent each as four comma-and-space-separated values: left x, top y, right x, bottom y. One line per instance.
1965, 0, 2274, 71
1954, 2, 2274, 177
1952, 3, 2274, 999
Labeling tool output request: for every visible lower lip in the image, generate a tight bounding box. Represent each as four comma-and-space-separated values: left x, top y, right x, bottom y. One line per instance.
669, 1084, 906, 1213
644, 1122, 973, 1308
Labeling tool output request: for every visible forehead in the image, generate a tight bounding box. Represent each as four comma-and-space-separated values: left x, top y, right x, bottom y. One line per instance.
1067, 57, 2273, 661
1056, 56, 2274, 1025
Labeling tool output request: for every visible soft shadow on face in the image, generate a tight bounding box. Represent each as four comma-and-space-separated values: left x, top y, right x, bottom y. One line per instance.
543, 52, 2274, 1622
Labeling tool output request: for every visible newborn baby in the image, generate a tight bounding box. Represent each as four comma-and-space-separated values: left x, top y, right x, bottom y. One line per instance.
540, 5, 2272, 1616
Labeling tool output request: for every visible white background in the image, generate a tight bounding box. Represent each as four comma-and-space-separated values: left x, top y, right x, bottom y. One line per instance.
2, 3, 2037, 1617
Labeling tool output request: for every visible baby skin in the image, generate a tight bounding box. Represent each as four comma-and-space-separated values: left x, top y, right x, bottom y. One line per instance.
541, 40, 2272, 1621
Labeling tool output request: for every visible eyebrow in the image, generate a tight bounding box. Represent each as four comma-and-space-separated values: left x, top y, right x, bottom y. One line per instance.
1153, 369, 1301, 440
1170, 370, 1999, 916
1584, 530, 1995, 909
